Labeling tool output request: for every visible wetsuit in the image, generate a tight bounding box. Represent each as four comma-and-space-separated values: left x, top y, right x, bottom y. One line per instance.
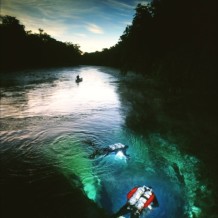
90, 143, 129, 159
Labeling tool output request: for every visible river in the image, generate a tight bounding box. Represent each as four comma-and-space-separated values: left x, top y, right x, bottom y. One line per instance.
0, 66, 214, 218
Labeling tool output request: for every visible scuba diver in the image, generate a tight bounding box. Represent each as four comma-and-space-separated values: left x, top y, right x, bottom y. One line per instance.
89, 143, 130, 159
112, 186, 159, 218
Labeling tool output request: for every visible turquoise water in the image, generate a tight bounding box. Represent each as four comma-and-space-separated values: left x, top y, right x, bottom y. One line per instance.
0, 66, 211, 217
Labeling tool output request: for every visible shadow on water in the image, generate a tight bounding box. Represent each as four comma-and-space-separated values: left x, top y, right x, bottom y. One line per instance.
117, 72, 217, 217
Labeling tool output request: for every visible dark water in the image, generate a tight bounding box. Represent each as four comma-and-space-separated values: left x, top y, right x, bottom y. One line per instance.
0, 66, 214, 217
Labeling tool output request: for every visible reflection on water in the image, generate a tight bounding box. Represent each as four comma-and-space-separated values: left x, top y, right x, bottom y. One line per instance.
0, 67, 120, 117
0, 66, 211, 217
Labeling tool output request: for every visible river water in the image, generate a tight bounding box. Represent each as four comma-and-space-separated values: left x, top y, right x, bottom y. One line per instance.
0, 66, 214, 218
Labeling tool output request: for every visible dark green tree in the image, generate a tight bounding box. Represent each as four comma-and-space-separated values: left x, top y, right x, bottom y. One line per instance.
0, 15, 82, 70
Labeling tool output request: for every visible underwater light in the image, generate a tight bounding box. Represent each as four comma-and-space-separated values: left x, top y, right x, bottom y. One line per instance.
116, 151, 126, 159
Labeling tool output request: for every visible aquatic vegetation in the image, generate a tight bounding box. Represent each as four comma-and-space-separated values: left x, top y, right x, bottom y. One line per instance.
126, 133, 210, 218
42, 135, 101, 201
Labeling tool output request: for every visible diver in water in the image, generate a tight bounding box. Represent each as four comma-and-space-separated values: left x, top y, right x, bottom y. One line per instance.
89, 143, 130, 159
111, 186, 159, 218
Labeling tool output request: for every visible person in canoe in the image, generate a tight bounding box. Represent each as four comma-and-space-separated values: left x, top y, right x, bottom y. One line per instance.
111, 185, 159, 218
76, 75, 83, 83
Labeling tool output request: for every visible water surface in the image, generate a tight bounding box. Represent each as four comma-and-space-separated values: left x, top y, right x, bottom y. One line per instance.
0, 66, 211, 217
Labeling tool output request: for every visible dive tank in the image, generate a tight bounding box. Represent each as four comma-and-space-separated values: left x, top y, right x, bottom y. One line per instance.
128, 187, 145, 205
135, 197, 147, 210
109, 143, 125, 150
143, 190, 152, 199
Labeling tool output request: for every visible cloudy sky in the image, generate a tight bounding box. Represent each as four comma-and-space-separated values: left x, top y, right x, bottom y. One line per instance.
1, 0, 149, 53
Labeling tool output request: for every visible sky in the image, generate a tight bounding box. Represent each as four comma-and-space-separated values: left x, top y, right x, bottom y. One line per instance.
1, 0, 150, 53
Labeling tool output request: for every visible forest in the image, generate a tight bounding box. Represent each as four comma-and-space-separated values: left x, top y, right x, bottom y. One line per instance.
0, 16, 82, 70
2, 0, 216, 96
1, 0, 216, 81
83, 0, 217, 92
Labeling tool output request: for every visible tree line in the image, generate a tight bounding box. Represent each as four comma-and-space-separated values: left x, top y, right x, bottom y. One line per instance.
0, 15, 82, 70
83, 0, 217, 94
1, 0, 217, 93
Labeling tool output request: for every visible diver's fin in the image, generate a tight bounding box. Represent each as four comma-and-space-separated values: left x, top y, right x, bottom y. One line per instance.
148, 205, 152, 210
152, 196, 159, 207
